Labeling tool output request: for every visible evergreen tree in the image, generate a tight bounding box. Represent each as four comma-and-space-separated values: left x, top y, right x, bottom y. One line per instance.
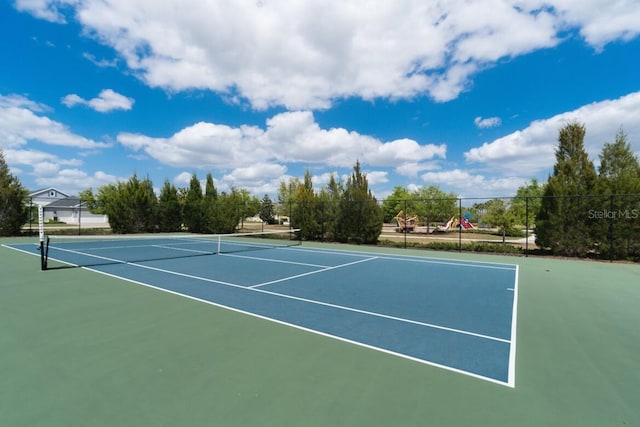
291, 170, 321, 240
336, 161, 383, 244
203, 173, 219, 233
0, 149, 29, 236
214, 189, 242, 233
126, 174, 157, 232
277, 178, 300, 221
259, 194, 276, 224
157, 180, 182, 232
94, 182, 127, 233
595, 129, 640, 260
536, 122, 598, 256
183, 174, 205, 233
91, 174, 157, 233
597, 129, 640, 193
318, 174, 343, 241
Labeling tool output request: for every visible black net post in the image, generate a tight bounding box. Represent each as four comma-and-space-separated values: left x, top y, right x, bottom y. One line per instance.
39, 237, 49, 271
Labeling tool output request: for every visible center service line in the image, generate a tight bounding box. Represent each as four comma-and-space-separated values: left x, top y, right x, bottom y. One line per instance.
249, 256, 379, 288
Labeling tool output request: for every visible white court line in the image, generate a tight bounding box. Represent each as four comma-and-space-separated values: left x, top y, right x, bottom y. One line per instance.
40, 246, 510, 344
249, 257, 378, 288
153, 244, 213, 255
74, 266, 513, 387
221, 252, 330, 269
281, 245, 518, 271
4, 241, 517, 387
506, 264, 520, 388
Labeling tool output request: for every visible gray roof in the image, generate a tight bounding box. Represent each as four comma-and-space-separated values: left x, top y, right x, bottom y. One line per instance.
44, 197, 86, 208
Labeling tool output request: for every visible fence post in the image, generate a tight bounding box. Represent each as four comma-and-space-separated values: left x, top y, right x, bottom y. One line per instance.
78, 198, 82, 235
403, 199, 407, 249
458, 198, 462, 252
609, 194, 614, 262
29, 197, 33, 236
525, 196, 529, 257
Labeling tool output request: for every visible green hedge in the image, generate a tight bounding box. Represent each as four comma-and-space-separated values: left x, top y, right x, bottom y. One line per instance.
378, 239, 523, 254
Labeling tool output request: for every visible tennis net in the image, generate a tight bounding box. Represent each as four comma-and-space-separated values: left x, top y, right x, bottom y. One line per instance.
41, 229, 301, 270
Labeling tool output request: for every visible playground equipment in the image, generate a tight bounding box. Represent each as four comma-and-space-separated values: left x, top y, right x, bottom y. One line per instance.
459, 216, 475, 229
436, 216, 456, 231
435, 216, 475, 231
394, 211, 417, 232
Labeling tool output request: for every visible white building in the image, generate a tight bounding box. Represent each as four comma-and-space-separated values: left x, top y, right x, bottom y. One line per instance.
29, 187, 108, 225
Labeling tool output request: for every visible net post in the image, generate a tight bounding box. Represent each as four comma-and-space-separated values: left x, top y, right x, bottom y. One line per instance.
37, 204, 47, 270
40, 237, 49, 270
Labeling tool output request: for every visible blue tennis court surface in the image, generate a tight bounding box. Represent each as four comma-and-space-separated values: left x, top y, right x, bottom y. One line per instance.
7, 237, 519, 386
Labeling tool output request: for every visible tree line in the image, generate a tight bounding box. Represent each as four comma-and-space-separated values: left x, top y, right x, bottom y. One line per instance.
1, 123, 639, 259
79, 173, 259, 234
378, 123, 639, 260
77, 160, 384, 244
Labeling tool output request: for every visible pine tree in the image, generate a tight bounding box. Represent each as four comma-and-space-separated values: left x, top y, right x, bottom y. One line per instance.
91, 174, 157, 233
595, 129, 640, 260
536, 122, 598, 256
318, 174, 342, 241
0, 149, 29, 236
336, 161, 383, 244
291, 170, 321, 240
259, 194, 275, 225
126, 175, 157, 232
157, 180, 182, 232
183, 174, 205, 233
203, 173, 219, 233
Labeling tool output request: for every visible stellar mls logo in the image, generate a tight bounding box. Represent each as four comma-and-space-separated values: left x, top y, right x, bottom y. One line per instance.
588, 209, 639, 220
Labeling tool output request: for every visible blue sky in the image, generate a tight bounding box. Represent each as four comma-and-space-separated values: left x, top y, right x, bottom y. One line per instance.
2, 0, 639, 199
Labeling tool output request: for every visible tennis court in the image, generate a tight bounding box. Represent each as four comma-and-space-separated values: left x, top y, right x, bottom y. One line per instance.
5, 231, 518, 386
2, 235, 639, 426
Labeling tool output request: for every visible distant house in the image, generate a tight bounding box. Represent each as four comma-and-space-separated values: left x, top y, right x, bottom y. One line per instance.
28, 187, 108, 225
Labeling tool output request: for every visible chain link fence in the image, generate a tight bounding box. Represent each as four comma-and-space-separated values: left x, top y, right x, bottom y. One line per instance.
17, 193, 639, 261
285, 194, 640, 262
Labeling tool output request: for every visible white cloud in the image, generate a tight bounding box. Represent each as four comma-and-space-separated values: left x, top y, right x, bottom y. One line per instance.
311, 171, 340, 186
0, 94, 110, 149
555, 0, 640, 49
222, 163, 287, 185
62, 89, 134, 112
4, 148, 82, 167
34, 169, 120, 194
15, 1, 640, 109
14, 0, 72, 23
364, 170, 389, 186
464, 91, 640, 176
174, 172, 193, 186
0, 94, 50, 112
420, 169, 528, 198
118, 111, 445, 172
82, 52, 118, 68
394, 161, 441, 178
474, 116, 502, 129
4, 147, 115, 192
